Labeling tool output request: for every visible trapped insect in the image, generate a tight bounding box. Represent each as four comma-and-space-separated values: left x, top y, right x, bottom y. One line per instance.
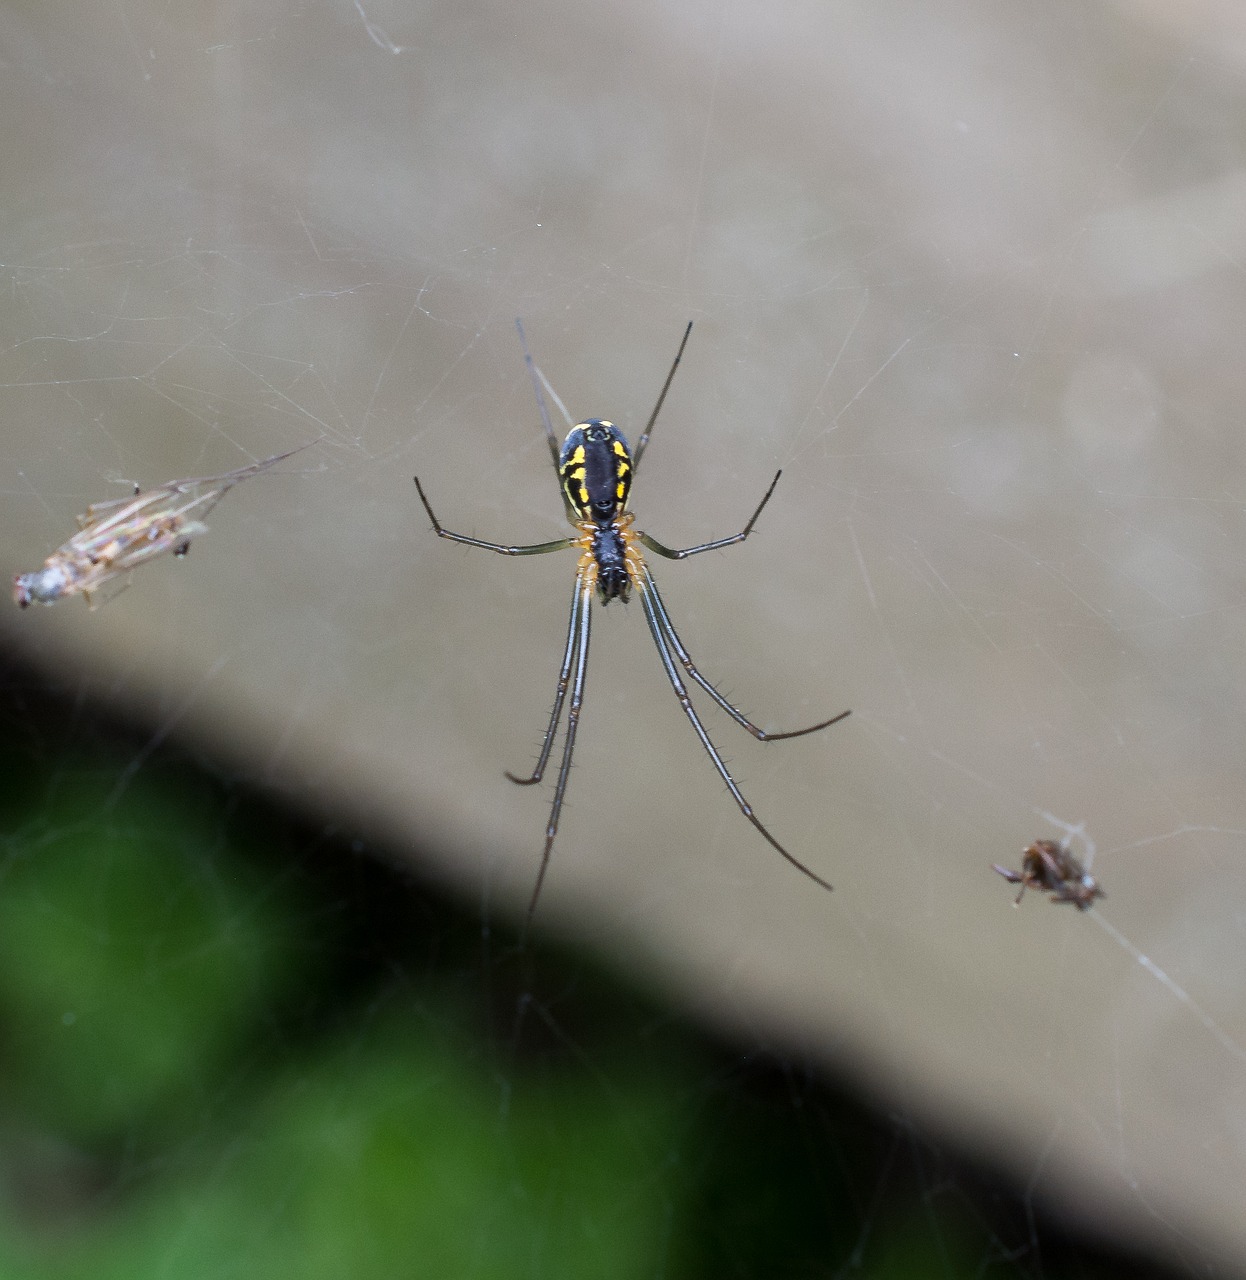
414, 320, 850, 922
992, 839, 1104, 910
13, 444, 315, 610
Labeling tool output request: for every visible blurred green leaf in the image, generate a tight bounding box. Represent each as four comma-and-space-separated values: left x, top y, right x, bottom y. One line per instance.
0, 774, 302, 1140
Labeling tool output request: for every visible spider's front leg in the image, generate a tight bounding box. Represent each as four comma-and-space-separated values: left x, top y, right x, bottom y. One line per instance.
414, 476, 573, 557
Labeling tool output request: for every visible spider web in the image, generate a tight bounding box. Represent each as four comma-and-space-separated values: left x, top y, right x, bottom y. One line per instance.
1, 0, 1245, 1275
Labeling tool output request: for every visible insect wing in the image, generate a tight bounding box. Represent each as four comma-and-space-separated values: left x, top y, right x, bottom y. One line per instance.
164, 442, 319, 496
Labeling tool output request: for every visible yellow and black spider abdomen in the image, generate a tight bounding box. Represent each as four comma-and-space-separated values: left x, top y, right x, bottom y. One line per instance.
559, 420, 632, 522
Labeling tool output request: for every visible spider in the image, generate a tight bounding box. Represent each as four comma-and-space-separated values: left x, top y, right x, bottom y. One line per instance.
13, 443, 315, 610
992, 839, 1104, 910
414, 321, 850, 920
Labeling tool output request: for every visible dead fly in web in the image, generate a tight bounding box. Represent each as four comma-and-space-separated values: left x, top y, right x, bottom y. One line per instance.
992, 839, 1104, 910
13, 443, 316, 610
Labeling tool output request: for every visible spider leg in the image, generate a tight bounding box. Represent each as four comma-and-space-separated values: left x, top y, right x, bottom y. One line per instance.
507, 576, 584, 787
639, 470, 781, 560
414, 477, 572, 556
641, 568, 849, 740
632, 321, 693, 474
635, 569, 833, 894
515, 318, 563, 471
523, 572, 593, 924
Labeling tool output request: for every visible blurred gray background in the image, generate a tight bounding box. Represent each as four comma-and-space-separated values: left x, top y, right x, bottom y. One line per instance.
3, 0, 1246, 1271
